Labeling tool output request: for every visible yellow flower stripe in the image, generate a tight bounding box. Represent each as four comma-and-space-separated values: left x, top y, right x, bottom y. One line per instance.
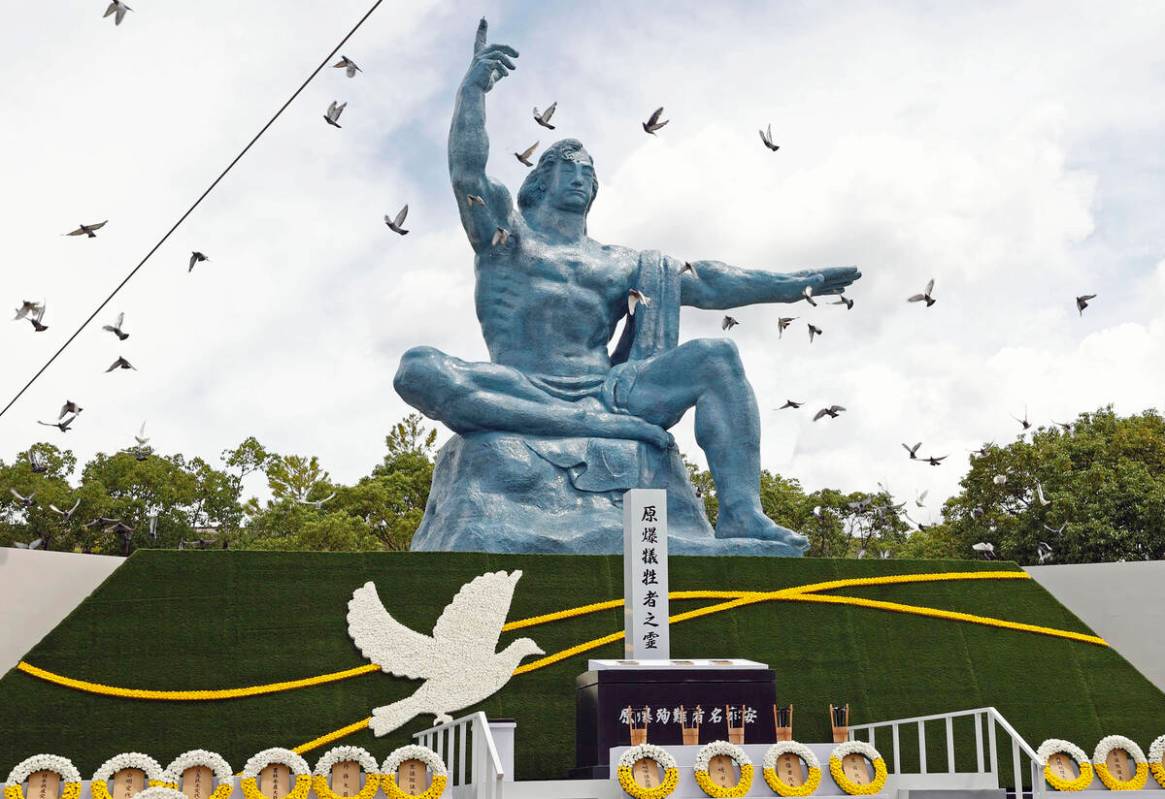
14, 661, 380, 701
290, 718, 373, 755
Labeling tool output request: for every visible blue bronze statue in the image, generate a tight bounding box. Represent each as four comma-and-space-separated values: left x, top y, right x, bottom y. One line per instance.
395, 20, 861, 556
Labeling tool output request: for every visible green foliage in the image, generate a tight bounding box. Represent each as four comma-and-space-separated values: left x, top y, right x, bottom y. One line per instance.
938, 406, 1165, 564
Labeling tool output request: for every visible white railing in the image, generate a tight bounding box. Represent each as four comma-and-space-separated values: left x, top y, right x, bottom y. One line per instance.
414, 712, 506, 799
847, 707, 1045, 799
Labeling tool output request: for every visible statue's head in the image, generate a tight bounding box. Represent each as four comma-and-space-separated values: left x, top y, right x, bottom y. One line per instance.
517, 139, 598, 217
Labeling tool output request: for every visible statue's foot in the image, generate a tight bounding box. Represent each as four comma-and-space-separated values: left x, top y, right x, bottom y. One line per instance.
716, 505, 809, 552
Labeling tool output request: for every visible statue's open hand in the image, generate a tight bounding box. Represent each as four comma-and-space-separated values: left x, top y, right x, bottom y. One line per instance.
797, 266, 862, 297
467, 19, 518, 93
627, 419, 676, 451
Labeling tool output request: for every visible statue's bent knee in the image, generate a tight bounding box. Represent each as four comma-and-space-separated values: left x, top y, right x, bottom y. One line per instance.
692, 338, 745, 381
394, 346, 448, 412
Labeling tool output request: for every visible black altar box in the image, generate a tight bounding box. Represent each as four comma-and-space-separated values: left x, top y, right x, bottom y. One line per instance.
572, 662, 777, 778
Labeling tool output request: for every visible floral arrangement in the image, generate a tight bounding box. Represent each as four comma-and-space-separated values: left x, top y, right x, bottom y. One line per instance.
1148, 736, 1165, 789
131, 789, 186, 799
312, 747, 380, 799
828, 741, 888, 795
616, 744, 679, 799
1036, 740, 1093, 792
381, 746, 447, 799
91, 753, 175, 799
692, 741, 753, 798
4, 756, 82, 799
240, 749, 311, 799
1092, 736, 1147, 791
763, 741, 823, 797
166, 751, 233, 799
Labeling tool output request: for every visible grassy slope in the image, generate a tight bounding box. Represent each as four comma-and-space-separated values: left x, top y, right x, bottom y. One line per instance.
1, 551, 1162, 784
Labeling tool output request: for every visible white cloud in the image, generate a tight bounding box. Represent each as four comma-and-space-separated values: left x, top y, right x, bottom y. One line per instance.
2, 1, 1164, 528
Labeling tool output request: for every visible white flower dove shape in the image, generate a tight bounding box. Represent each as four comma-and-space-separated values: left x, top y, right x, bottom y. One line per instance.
347, 570, 544, 736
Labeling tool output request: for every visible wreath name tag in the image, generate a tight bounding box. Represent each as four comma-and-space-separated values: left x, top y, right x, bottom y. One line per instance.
706, 755, 737, 789
26, 772, 60, 799
397, 761, 429, 796
258, 765, 289, 799
1048, 752, 1078, 783
327, 763, 361, 799
842, 754, 871, 786
632, 759, 662, 789
777, 754, 806, 787
179, 768, 213, 799
1105, 748, 1132, 782
112, 770, 146, 799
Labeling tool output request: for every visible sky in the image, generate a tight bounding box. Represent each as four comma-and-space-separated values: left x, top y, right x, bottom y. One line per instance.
1, 1, 1164, 522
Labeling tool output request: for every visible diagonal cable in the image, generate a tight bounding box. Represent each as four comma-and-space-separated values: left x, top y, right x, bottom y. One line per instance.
0, 0, 385, 421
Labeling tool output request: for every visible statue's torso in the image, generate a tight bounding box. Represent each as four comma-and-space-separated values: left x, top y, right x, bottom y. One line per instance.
475, 227, 638, 377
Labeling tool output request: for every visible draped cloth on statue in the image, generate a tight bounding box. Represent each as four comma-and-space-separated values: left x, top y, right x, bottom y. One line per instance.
410, 250, 801, 555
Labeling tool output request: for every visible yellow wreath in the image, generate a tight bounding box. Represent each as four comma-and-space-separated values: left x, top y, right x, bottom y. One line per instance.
240, 749, 311, 799
4, 756, 82, 799
1092, 736, 1147, 791
166, 751, 233, 799
693, 741, 754, 799
616, 745, 680, 799
1148, 736, 1165, 789
829, 742, 888, 796
763, 742, 823, 798
312, 747, 380, 799
1037, 740, 1094, 792
91, 753, 175, 799
381, 746, 447, 799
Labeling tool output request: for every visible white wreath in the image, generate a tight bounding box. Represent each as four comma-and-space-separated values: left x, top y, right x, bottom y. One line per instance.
695, 741, 753, 772
93, 754, 174, 787
1150, 736, 1165, 765
1093, 735, 1147, 766
832, 741, 881, 761
1037, 739, 1089, 766
241, 749, 310, 780
765, 741, 820, 772
618, 744, 679, 772
314, 747, 380, 777
5, 756, 82, 788
166, 752, 233, 786
132, 789, 186, 799
381, 747, 447, 779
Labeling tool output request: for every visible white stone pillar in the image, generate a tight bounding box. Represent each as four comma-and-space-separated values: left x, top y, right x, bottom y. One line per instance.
623, 488, 669, 659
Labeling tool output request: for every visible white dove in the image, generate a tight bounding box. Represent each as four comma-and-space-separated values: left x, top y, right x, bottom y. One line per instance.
347, 570, 543, 736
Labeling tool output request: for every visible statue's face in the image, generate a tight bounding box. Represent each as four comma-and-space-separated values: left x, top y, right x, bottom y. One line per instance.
545, 155, 595, 214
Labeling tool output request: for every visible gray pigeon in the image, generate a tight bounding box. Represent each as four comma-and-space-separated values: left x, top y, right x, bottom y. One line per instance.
385, 205, 409, 235
103, 1, 131, 25
533, 102, 557, 129
324, 101, 346, 128
332, 56, 361, 78
514, 141, 538, 167
642, 107, 668, 134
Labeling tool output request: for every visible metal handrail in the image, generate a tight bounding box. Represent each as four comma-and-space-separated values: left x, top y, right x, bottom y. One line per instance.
413, 711, 505, 799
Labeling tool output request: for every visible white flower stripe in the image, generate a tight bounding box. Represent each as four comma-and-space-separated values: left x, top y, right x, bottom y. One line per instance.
1093, 736, 1147, 765
1036, 739, 1088, 767
5, 755, 82, 787
166, 752, 233, 785
93, 754, 172, 786
133, 789, 186, 799
764, 742, 820, 772
314, 747, 379, 777
831, 741, 882, 762
694, 741, 752, 772
381, 746, 447, 778
242, 749, 310, 780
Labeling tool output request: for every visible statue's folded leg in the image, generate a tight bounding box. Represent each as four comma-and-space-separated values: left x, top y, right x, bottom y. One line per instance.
618, 338, 808, 550
394, 346, 670, 447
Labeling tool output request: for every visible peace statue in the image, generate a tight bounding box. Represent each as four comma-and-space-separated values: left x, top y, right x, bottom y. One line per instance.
395, 20, 861, 556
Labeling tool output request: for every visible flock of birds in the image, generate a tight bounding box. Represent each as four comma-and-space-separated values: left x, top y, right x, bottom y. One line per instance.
7, 11, 1107, 564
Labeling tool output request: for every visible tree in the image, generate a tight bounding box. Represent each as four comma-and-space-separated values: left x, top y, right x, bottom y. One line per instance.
939, 406, 1165, 564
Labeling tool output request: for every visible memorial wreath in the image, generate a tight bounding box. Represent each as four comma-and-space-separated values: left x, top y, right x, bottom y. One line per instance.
3, 755, 82, 799
91, 753, 175, 799
829, 741, 888, 796
1148, 736, 1165, 789
380, 746, 447, 799
1092, 736, 1147, 791
616, 744, 679, 799
165, 751, 233, 799
1036, 740, 1093, 792
240, 749, 311, 799
763, 742, 823, 797
312, 747, 381, 799
693, 741, 754, 798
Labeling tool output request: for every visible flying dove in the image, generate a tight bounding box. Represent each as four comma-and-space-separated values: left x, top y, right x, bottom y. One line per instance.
59, 400, 83, 419
103, 1, 131, 25
832, 296, 854, 310
680, 261, 698, 277
332, 56, 361, 77
759, 123, 779, 152
1075, 294, 1096, 316
28, 303, 48, 332
385, 205, 409, 235
808, 323, 822, 342
533, 102, 557, 129
189, 251, 209, 272
902, 442, 922, 459
106, 356, 136, 372
777, 317, 796, 338
13, 300, 42, 321
102, 312, 129, 340
65, 220, 107, 237
802, 285, 817, 306
908, 278, 936, 307
491, 227, 510, 248
777, 400, 803, 410
514, 141, 538, 167
721, 316, 740, 331
627, 289, 649, 316
642, 107, 668, 134
348, 571, 543, 735
466, 194, 485, 207
812, 405, 845, 421
324, 101, 346, 128
925, 454, 947, 466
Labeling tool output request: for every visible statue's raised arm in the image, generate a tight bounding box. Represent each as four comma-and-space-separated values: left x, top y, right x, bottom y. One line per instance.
449, 19, 518, 252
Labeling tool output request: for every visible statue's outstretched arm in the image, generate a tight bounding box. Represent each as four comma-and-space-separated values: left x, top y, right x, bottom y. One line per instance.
449, 19, 518, 252
680, 260, 861, 309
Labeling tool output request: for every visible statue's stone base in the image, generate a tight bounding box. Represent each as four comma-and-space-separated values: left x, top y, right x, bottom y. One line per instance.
410, 431, 802, 556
